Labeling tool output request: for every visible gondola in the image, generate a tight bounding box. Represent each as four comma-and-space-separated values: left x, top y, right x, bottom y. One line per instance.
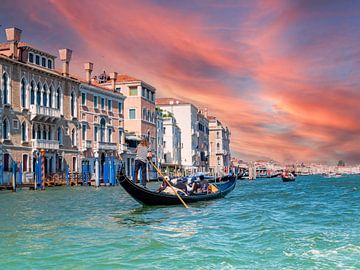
281, 172, 296, 182
117, 172, 236, 206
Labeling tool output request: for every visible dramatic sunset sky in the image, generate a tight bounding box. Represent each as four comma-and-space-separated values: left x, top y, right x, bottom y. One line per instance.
1, 0, 360, 164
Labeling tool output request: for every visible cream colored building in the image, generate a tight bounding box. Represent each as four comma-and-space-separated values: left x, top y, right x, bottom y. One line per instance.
162, 110, 181, 168
0, 27, 81, 183
208, 115, 231, 175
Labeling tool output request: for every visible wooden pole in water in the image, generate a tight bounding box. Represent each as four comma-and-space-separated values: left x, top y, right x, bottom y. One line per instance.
149, 160, 189, 209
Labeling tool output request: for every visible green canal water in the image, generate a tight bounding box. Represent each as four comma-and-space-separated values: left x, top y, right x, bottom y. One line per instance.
0, 175, 359, 269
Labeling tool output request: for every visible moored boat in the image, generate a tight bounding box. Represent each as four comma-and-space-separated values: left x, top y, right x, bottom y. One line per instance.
281, 172, 296, 182
117, 172, 236, 206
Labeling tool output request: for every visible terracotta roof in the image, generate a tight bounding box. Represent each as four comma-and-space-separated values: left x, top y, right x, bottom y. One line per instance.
0, 42, 31, 50
116, 74, 140, 82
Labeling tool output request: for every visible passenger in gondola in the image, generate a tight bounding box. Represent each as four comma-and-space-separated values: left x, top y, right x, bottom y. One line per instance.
199, 175, 209, 193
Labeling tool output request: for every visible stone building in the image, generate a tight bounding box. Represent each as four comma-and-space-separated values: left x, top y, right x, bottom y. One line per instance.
0, 27, 81, 183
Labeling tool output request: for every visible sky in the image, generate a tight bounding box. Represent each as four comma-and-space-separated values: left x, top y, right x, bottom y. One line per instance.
1, 0, 360, 164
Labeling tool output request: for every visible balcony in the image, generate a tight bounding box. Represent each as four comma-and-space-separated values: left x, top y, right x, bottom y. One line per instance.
119, 144, 128, 153
30, 105, 61, 121
82, 140, 92, 151
95, 141, 117, 151
32, 139, 59, 150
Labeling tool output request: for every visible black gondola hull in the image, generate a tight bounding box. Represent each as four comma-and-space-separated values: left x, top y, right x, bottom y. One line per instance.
118, 174, 236, 206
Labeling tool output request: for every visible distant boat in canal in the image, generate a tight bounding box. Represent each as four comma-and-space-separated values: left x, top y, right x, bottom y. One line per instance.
281, 172, 296, 182
117, 172, 236, 206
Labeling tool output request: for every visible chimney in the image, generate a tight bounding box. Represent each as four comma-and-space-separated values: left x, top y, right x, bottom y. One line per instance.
109, 72, 118, 91
5, 27, 22, 60
58, 48, 72, 77
204, 107, 208, 118
84, 62, 93, 84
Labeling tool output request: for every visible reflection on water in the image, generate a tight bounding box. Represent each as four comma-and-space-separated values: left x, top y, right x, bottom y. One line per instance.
0, 175, 359, 269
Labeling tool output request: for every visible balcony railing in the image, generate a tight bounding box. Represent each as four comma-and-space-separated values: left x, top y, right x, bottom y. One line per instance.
95, 141, 117, 151
30, 105, 61, 120
82, 140, 92, 150
32, 139, 59, 150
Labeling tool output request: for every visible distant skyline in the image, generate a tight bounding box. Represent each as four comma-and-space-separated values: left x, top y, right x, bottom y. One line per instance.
1, 0, 360, 164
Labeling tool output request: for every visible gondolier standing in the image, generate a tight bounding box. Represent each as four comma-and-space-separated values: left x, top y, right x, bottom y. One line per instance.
134, 138, 152, 187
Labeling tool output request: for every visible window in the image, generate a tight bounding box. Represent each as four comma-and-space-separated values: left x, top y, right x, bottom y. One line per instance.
56, 88, 61, 110
47, 59, 52, 69
29, 53, 34, 63
118, 129, 123, 143
30, 81, 35, 105
108, 128, 112, 142
13, 120, 19, 129
101, 97, 105, 110
129, 109, 136, 119
115, 87, 121, 92
49, 87, 53, 108
217, 143, 220, 150
217, 131, 220, 139
147, 110, 150, 121
146, 89, 150, 99
71, 129, 76, 146
100, 118, 106, 142
94, 126, 98, 142
217, 157, 221, 166
108, 99, 112, 110
142, 88, 145, 97
71, 92, 76, 117
94, 96, 98, 108
129, 87, 137, 96
41, 57, 46, 67
43, 85, 48, 107
2, 73, 9, 105
36, 83, 41, 105
57, 127, 62, 144
21, 122, 27, 141
152, 112, 155, 123
80, 92, 85, 106
82, 124, 86, 140
118, 102, 123, 113
142, 108, 146, 120
21, 78, 26, 108
35, 55, 40, 65
2, 118, 10, 140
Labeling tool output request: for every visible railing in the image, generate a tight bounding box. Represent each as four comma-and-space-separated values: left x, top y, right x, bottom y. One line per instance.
32, 139, 59, 150
30, 105, 61, 118
82, 140, 92, 150
95, 141, 117, 151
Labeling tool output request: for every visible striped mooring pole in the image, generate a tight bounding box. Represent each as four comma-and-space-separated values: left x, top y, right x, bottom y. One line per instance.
40, 149, 45, 190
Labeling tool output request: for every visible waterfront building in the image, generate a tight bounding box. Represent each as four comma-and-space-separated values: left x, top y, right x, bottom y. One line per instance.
79, 64, 126, 181
161, 109, 181, 173
157, 98, 209, 174
208, 115, 231, 175
99, 74, 157, 179
155, 107, 164, 169
0, 27, 80, 183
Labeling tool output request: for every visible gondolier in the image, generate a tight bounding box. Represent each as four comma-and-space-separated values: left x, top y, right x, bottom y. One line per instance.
133, 138, 152, 187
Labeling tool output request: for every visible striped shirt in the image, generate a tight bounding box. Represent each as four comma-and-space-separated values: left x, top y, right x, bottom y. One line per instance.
135, 144, 150, 162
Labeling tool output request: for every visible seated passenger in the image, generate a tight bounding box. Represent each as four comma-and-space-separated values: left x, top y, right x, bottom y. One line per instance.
199, 175, 209, 193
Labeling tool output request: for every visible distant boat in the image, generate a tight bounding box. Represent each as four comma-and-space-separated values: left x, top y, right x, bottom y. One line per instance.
281, 172, 296, 182
324, 173, 343, 178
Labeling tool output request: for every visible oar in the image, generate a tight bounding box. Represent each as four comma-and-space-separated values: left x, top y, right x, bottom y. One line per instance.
149, 160, 189, 209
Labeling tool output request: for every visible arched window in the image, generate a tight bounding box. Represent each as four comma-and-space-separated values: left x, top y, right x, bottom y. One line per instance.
21, 78, 26, 108
147, 110, 150, 122
71, 129, 76, 146
57, 127, 62, 144
100, 118, 106, 143
32, 125, 36, 139
56, 88, 61, 110
48, 127, 52, 140
36, 82, 41, 105
49, 86, 53, 108
21, 122, 27, 141
43, 84, 48, 107
71, 91, 76, 117
2, 73, 9, 105
152, 112, 155, 123
217, 143, 220, 150
2, 118, 10, 140
47, 59, 52, 69
30, 81, 35, 105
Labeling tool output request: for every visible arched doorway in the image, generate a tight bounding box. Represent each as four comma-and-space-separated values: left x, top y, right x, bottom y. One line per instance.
100, 152, 105, 178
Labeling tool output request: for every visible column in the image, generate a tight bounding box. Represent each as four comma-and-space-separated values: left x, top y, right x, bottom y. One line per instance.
94, 152, 99, 187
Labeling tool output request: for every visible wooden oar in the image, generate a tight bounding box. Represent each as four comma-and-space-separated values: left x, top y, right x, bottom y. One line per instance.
149, 160, 189, 209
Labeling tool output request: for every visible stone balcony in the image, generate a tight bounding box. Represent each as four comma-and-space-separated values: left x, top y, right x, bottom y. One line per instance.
32, 139, 59, 150
95, 141, 117, 151
81, 140, 92, 151
30, 105, 61, 121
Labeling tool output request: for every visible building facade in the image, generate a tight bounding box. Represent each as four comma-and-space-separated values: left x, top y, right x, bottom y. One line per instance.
0, 27, 81, 183
162, 110, 181, 169
156, 107, 164, 168
208, 116, 231, 175
157, 98, 209, 174
79, 64, 126, 182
